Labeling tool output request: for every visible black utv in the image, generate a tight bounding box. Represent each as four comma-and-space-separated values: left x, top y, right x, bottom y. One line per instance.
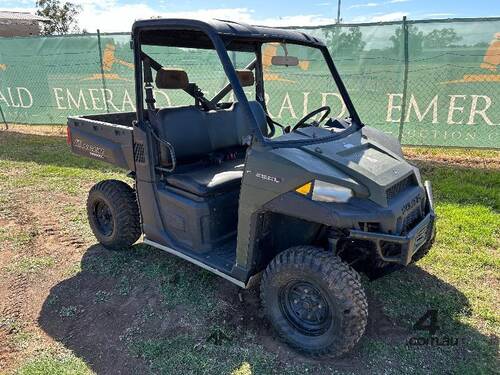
67, 19, 436, 357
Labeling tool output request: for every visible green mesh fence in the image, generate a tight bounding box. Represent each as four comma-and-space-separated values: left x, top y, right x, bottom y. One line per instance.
0, 17, 499, 148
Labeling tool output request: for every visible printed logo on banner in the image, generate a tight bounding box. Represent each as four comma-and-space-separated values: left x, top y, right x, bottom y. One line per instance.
82, 43, 133, 82
0, 25, 498, 148
443, 32, 500, 83
262, 43, 310, 82
385, 30, 499, 147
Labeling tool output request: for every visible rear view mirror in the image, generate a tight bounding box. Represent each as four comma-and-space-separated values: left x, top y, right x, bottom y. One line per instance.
271, 55, 299, 67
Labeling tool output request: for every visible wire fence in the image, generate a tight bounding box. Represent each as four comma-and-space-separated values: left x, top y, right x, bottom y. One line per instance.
0, 17, 499, 148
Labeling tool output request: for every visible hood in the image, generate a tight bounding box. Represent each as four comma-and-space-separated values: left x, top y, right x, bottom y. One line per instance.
274, 126, 416, 207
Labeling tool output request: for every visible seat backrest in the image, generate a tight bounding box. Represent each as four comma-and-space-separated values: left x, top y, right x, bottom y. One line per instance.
155, 101, 266, 161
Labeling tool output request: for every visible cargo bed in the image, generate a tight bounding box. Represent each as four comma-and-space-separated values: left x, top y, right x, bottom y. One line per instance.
67, 112, 136, 171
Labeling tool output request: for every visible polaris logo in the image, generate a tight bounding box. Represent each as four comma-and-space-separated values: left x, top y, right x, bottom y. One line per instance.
73, 138, 105, 159
255, 172, 282, 183
402, 195, 422, 215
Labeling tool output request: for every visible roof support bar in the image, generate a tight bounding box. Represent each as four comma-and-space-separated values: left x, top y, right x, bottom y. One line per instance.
210, 59, 257, 105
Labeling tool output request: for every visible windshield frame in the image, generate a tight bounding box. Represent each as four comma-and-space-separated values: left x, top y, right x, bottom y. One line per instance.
133, 23, 363, 148
257, 42, 363, 147
209, 41, 364, 147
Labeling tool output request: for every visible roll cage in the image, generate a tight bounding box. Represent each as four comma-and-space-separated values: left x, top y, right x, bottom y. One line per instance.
131, 18, 363, 147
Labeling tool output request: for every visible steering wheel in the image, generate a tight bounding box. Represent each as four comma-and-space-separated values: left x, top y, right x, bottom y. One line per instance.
291, 106, 331, 132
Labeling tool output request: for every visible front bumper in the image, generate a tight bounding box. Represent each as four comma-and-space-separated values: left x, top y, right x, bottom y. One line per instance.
349, 181, 436, 266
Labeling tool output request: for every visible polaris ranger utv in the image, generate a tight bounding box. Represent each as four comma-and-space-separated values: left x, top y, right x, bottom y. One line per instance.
67, 19, 435, 357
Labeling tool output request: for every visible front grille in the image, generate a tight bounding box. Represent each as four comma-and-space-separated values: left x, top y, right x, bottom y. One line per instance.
403, 206, 422, 233
386, 175, 415, 201
414, 222, 430, 250
358, 222, 381, 232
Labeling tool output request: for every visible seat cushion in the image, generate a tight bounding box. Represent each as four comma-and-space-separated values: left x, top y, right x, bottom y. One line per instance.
155, 101, 267, 163
166, 160, 245, 196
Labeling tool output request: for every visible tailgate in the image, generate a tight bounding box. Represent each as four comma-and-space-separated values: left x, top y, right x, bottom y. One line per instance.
68, 116, 135, 171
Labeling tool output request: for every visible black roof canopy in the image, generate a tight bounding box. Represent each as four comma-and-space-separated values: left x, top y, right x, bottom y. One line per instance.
132, 18, 325, 51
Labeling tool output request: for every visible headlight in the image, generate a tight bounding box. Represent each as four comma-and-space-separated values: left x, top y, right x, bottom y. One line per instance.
295, 180, 353, 203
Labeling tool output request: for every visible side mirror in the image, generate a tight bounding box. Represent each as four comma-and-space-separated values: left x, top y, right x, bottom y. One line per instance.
271, 55, 299, 67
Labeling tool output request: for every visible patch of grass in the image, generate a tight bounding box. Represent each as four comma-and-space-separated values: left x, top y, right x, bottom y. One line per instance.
231, 361, 252, 375
84, 244, 219, 314
0, 316, 23, 335
59, 306, 78, 318
64, 262, 82, 278
130, 334, 312, 375
404, 146, 499, 160
426, 166, 500, 210
116, 275, 132, 296
6, 256, 55, 274
93, 290, 112, 304
366, 163, 499, 374
1, 131, 498, 374
0, 226, 8, 241
15, 351, 92, 375
0, 227, 37, 251
12, 231, 37, 248
11, 331, 35, 350
0, 132, 125, 196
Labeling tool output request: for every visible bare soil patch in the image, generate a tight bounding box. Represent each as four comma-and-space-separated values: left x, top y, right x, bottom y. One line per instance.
0, 184, 413, 374
1, 128, 497, 374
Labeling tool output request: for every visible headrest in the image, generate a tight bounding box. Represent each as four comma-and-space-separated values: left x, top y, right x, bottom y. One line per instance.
156, 68, 189, 90
236, 69, 254, 87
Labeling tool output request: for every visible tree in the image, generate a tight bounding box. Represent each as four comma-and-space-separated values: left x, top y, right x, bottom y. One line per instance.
324, 26, 366, 55
423, 28, 462, 49
390, 24, 424, 55
36, 0, 81, 35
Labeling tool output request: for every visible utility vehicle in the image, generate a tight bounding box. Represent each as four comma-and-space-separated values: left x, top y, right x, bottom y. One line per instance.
67, 19, 436, 357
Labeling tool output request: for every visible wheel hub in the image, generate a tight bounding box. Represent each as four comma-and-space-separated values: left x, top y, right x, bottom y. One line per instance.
280, 281, 331, 336
94, 200, 113, 236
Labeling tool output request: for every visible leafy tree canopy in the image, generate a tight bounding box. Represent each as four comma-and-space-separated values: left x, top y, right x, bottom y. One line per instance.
325, 26, 366, 55
36, 0, 81, 35
390, 24, 424, 55
423, 28, 462, 48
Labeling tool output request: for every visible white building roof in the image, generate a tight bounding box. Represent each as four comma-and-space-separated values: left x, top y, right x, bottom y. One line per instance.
0, 11, 50, 22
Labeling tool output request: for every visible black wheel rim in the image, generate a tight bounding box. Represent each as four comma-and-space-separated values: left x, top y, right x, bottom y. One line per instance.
94, 199, 114, 237
279, 281, 331, 336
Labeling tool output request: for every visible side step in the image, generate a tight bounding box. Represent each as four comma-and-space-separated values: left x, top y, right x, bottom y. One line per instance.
143, 238, 246, 288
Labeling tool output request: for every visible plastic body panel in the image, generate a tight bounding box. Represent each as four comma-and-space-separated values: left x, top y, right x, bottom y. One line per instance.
67, 113, 135, 171
155, 186, 239, 253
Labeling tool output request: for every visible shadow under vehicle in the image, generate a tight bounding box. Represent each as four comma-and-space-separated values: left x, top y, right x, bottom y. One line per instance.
66, 18, 436, 357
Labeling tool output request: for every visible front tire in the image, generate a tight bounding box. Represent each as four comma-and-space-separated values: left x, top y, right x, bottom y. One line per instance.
411, 239, 433, 262
87, 179, 141, 250
260, 246, 368, 358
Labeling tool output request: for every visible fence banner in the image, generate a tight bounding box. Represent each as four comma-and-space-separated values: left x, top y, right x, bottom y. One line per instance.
0, 18, 498, 148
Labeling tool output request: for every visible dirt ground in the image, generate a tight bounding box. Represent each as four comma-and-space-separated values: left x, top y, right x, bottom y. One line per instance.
0, 183, 406, 374
0, 128, 498, 374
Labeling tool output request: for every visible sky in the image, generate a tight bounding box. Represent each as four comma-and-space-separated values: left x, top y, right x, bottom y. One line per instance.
2, 0, 499, 32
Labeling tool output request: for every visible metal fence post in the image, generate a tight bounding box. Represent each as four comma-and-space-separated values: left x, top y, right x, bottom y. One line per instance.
97, 29, 110, 113
398, 16, 409, 143
0, 104, 8, 130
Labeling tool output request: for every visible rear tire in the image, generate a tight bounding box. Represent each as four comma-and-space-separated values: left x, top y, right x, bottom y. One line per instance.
260, 246, 367, 358
87, 179, 141, 250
